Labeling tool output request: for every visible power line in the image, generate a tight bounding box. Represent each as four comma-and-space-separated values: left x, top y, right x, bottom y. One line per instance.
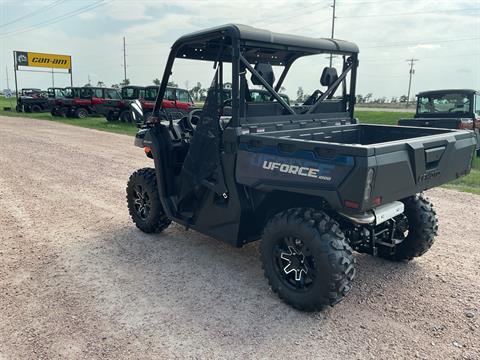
0, 1, 109, 38
339, 7, 478, 18
406, 58, 418, 107
0, 0, 65, 28
363, 36, 480, 49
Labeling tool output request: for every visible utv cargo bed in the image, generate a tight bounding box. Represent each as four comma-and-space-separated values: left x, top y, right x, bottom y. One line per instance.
236, 124, 476, 212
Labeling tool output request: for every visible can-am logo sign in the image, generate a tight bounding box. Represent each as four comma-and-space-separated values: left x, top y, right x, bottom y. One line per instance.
15, 51, 71, 70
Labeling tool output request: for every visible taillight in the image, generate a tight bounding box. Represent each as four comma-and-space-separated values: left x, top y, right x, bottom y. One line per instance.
344, 200, 360, 209
458, 118, 473, 129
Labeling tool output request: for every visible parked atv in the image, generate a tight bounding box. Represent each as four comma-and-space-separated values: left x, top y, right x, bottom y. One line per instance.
398, 89, 480, 155
59, 87, 122, 119
126, 24, 476, 311
47, 87, 66, 116
16, 88, 49, 113
117, 85, 196, 123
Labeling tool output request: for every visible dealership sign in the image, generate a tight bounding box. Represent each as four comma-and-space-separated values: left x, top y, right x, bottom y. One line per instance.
14, 51, 71, 70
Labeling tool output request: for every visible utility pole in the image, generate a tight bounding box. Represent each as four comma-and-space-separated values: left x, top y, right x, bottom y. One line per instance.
123, 36, 127, 85
51, 68, 55, 88
5, 65, 10, 90
88, 74, 91, 85
329, 0, 336, 67
406, 58, 419, 107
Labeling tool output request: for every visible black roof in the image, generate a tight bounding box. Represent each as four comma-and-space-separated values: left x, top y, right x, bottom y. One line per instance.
417, 89, 477, 97
172, 24, 359, 64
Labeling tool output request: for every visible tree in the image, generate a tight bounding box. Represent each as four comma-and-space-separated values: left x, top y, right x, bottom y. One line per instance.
296, 87, 304, 102
198, 88, 207, 101
364, 93, 373, 103
279, 86, 286, 93
167, 81, 178, 87
391, 97, 398, 103
97, 81, 105, 87
84, 83, 91, 87
111, 84, 120, 89
399, 95, 408, 103
189, 82, 203, 101
356, 94, 364, 103
120, 78, 130, 87
152, 78, 161, 86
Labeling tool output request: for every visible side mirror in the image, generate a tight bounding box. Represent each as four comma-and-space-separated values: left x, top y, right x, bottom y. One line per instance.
130, 99, 144, 124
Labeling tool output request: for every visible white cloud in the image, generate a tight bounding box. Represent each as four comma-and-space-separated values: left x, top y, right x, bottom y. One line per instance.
407, 44, 442, 51
0, 0, 478, 99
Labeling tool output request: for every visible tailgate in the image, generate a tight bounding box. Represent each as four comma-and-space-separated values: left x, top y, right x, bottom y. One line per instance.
369, 130, 476, 205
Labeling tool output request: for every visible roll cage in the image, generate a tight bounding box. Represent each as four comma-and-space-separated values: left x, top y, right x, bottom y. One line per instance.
153, 24, 359, 127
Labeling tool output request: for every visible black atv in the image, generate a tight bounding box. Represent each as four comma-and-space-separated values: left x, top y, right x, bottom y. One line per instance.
398, 89, 480, 156
126, 24, 476, 311
16, 88, 49, 112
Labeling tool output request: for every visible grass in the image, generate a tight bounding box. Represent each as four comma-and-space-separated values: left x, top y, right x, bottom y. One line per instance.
1, 96, 477, 194
0, 96, 137, 136
354, 110, 413, 125
443, 156, 480, 195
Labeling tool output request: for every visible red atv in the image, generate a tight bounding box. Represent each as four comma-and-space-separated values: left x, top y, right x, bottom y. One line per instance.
118, 85, 196, 123
59, 87, 122, 119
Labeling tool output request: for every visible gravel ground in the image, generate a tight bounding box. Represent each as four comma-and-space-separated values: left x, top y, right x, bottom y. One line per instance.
0, 116, 479, 360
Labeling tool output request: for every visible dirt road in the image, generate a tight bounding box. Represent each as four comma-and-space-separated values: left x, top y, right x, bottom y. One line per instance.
0, 116, 479, 359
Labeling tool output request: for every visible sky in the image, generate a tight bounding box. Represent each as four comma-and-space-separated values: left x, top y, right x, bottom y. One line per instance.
0, 0, 478, 101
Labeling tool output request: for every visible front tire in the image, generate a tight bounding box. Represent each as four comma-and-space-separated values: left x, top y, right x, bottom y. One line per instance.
75, 108, 88, 119
378, 193, 438, 261
106, 111, 118, 122
31, 104, 42, 112
126, 168, 171, 233
261, 208, 356, 311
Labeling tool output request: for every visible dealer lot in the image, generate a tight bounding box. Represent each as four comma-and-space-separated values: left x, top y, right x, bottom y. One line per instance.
0, 116, 479, 359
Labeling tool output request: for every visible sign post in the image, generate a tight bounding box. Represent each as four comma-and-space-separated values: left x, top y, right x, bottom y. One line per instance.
13, 50, 73, 100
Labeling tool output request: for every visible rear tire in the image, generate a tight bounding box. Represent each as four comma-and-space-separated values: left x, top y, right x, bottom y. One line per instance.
106, 111, 118, 122
31, 105, 42, 112
75, 108, 88, 119
261, 208, 356, 311
378, 193, 438, 261
126, 168, 171, 233
119, 110, 132, 123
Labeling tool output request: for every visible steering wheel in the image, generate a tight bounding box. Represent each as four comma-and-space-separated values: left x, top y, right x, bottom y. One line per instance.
186, 108, 202, 131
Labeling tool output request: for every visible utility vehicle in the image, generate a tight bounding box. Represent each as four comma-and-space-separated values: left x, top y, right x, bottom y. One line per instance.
47, 87, 66, 115
222, 88, 291, 105
56, 86, 122, 119
142, 86, 196, 121
126, 24, 476, 311
16, 88, 49, 112
398, 89, 480, 155
117, 85, 195, 123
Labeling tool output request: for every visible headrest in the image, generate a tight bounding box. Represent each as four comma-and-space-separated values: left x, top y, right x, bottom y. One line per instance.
320, 67, 338, 87
251, 63, 275, 87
